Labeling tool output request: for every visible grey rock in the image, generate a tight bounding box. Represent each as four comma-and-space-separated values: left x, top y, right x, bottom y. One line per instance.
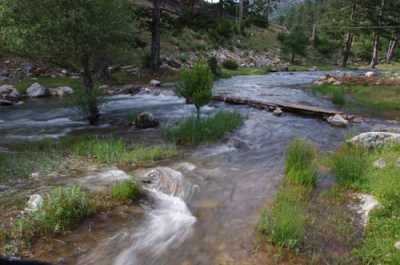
395, 241, 400, 250
135, 112, 159, 129
25, 194, 43, 213
150, 79, 161, 87
50, 86, 74, 97
273, 107, 283, 116
349, 132, 400, 148
27, 83, 49, 97
327, 114, 349, 127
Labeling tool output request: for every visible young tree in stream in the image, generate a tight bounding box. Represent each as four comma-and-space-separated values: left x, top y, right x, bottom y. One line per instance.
177, 63, 213, 120
2, 0, 134, 124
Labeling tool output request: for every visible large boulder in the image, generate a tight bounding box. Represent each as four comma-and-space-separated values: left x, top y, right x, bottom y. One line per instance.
365, 71, 377, 78
327, 114, 349, 127
349, 132, 400, 148
135, 112, 159, 129
49, 86, 74, 97
27, 83, 49, 97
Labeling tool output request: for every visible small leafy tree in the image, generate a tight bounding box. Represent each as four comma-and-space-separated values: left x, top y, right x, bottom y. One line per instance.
278, 27, 309, 63
2, 0, 134, 124
177, 62, 213, 120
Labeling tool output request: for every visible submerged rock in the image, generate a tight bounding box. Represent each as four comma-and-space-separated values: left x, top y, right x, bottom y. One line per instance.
27, 83, 49, 97
273, 107, 283, 116
78, 169, 132, 191
25, 194, 43, 213
135, 112, 159, 129
349, 132, 400, 148
327, 114, 348, 127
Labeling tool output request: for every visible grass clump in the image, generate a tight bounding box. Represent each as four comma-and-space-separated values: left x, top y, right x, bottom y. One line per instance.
285, 139, 317, 187
331, 144, 367, 187
111, 180, 141, 201
13, 186, 92, 239
165, 111, 243, 145
259, 185, 307, 249
72, 136, 177, 164
312, 84, 346, 106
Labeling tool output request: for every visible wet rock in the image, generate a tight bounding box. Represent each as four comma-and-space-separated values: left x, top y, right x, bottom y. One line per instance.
273, 107, 283, 116
27, 82, 49, 97
25, 194, 43, 213
349, 132, 400, 148
365, 71, 377, 77
0, 99, 14, 106
175, 162, 196, 172
50, 86, 74, 97
373, 158, 386, 169
0, 185, 8, 192
309, 66, 318, 71
327, 114, 348, 127
135, 112, 159, 129
150, 79, 161, 87
78, 169, 132, 191
141, 167, 185, 196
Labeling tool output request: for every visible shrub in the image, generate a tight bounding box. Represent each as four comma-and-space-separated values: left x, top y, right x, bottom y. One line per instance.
285, 139, 318, 187
259, 187, 306, 249
207, 56, 222, 77
222, 59, 239, 70
332, 144, 367, 187
166, 111, 243, 145
177, 62, 213, 120
209, 19, 237, 43
111, 180, 141, 201
71, 85, 104, 124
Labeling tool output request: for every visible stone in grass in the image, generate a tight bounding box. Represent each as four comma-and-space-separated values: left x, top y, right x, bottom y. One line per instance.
353, 193, 381, 227
395, 241, 400, 250
135, 112, 159, 129
373, 158, 386, 169
25, 194, 43, 213
327, 114, 349, 127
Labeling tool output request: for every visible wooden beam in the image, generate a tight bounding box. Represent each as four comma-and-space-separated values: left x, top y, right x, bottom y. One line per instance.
213, 95, 342, 119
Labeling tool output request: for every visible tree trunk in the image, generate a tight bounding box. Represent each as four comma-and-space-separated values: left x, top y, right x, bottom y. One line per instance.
150, 0, 161, 72
196, 106, 201, 120
342, 32, 354, 68
386, 37, 398, 64
370, 0, 385, 68
239, 0, 244, 27
370, 32, 380, 68
81, 54, 99, 125
310, 23, 317, 47
265, 0, 271, 27
219, 0, 224, 18
342, 1, 356, 68
291, 53, 295, 64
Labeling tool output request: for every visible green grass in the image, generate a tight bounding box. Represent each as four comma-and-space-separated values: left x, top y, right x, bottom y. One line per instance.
111, 180, 141, 201
259, 185, 307, 249
13, 186, 92, 239
165, 111, 243, 145
285, 139, 318, 187
331, 144, 368, 188
0, 140, 66, 184
329, 144, 400, 264
312, 83, 400, 118
14, 77, 81, 94
72, 136, 177, 164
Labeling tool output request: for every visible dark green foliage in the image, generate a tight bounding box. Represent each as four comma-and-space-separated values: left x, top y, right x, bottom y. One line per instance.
209, 19, 238, 44
222, 59, 239, 70
285, 139, 318, 187
166, 111, 243, 146
177, 62, 213, 119
278, 27, 309, 63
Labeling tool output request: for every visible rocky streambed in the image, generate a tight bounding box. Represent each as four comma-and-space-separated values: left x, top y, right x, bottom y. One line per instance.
1, 71, 399, 265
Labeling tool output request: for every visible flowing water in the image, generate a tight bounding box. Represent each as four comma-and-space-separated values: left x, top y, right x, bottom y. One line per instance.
0, 71, 393, 264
